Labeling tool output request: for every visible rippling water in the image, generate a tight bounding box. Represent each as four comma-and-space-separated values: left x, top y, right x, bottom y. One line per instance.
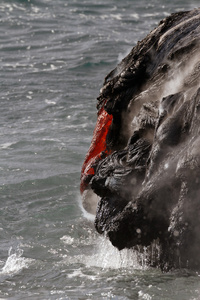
1, 0, 200, 299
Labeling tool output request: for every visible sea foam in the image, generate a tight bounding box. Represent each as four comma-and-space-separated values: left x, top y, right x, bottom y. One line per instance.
0, 247, 34, 275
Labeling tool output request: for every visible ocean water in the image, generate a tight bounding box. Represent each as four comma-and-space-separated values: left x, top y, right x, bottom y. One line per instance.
1, 0, 200, 299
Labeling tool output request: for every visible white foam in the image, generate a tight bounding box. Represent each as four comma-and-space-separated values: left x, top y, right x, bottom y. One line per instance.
0, 247, 34, 275
138, 290, 152, 300
67, 269, 96, 281
45, 99, 56, 105
110, 13, 122, 20
60, 235, 74, 245
0, 143, 13, 149
130, 13, 139, 19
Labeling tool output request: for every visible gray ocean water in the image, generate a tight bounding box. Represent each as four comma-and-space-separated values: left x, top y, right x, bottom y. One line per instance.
1, 0, 200, 299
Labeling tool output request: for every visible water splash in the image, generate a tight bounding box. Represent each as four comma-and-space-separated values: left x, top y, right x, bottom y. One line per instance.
86, 235, 146, 270
0, 247, 34, 275
76, 197, 151, 270
138, 290, 152, 300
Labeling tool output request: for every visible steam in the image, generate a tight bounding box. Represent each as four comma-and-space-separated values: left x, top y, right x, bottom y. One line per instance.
162, 55, 200, 98
117, 47, 132, 63
81, 189, 100, 216
126, 52, 200, 143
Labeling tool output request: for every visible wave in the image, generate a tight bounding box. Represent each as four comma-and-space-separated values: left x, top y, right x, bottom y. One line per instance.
69, 59, 114, 71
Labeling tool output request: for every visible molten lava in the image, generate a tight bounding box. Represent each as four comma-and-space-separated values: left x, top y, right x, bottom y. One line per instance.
80, 101, 113, 194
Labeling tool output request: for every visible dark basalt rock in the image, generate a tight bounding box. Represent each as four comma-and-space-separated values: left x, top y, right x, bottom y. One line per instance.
81, 8, 200, 271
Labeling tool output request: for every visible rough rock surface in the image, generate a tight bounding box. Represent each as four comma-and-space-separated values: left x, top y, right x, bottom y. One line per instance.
81, 8, 200, 270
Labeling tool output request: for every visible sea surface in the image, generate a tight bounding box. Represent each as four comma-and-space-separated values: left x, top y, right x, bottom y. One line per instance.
1, 0, 200, 299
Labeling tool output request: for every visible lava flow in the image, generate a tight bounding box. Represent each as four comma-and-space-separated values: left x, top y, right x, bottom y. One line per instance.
80, 100, 113, 194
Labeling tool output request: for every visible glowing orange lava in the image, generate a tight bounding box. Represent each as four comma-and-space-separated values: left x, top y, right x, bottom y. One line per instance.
80, 101, 113, 194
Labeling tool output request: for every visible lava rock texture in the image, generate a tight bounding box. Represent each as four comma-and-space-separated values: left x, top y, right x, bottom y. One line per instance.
82, 8, 200, 271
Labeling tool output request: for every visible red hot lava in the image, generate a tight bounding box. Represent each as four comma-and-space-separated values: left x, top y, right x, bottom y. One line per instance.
80, 101, 113, 194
